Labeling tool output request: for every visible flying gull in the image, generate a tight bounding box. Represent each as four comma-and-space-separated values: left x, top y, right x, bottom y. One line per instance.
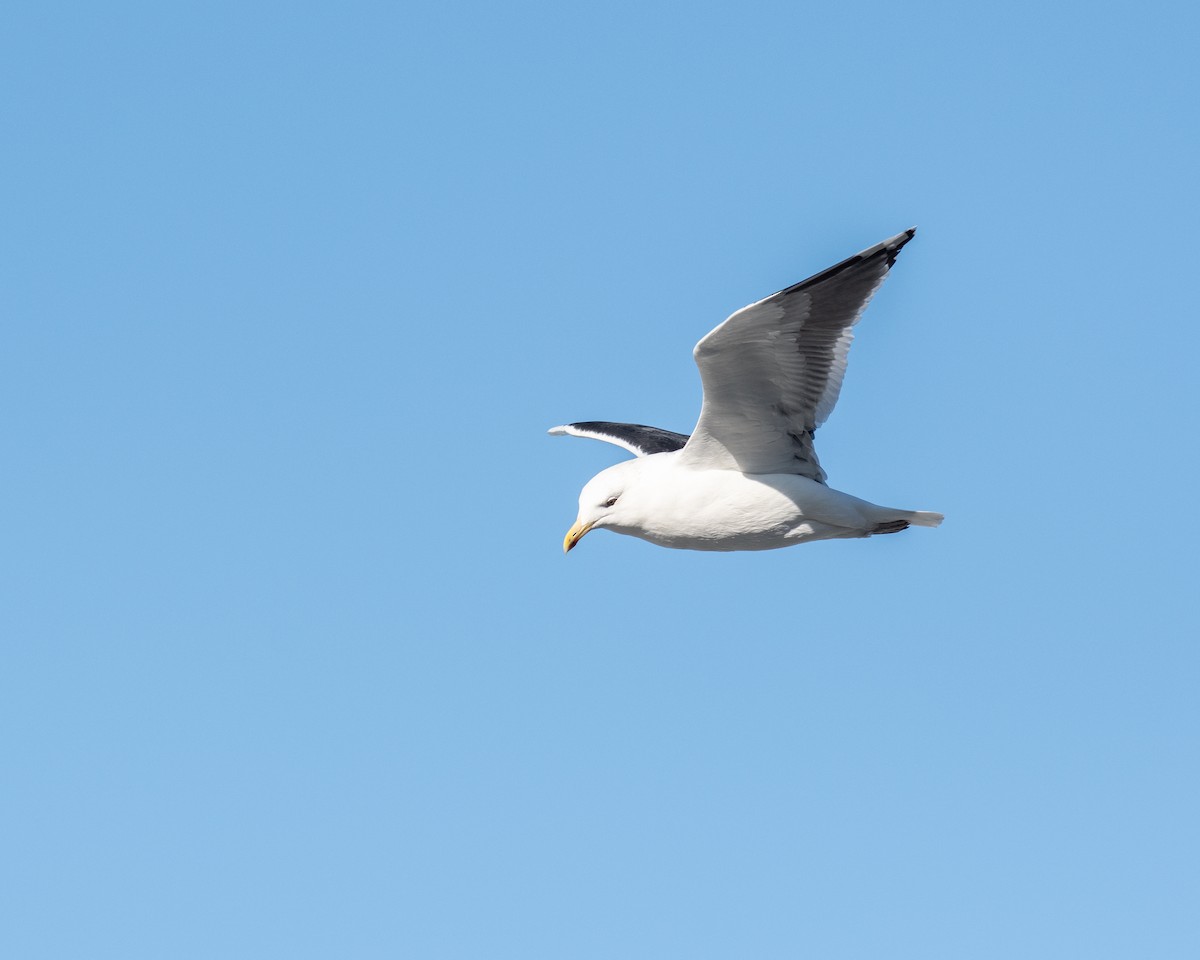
550, 229, 942, 553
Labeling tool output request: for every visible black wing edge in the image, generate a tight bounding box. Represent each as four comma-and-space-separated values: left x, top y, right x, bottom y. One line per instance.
775, 227, 916, 299
549, 421, 691, 456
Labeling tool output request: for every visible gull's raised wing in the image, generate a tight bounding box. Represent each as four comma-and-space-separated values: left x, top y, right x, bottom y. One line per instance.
678, 229, 916, 482
548, 421, 691, 457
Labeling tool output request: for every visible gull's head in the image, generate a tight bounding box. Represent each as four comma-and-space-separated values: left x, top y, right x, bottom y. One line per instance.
563, 459, 649, 554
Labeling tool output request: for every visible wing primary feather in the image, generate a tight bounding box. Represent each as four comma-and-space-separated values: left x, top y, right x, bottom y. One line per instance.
773, 227, 915, 300
548, 421, 690, 457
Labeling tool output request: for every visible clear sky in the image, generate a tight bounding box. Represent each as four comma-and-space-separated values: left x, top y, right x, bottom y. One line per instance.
3, 1, 1198, 957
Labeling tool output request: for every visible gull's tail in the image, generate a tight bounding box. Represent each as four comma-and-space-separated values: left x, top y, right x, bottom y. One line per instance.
869, 510, 944, 535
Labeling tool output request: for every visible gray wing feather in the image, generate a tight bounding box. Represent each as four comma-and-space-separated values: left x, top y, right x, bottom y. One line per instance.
679, 229, 915, 481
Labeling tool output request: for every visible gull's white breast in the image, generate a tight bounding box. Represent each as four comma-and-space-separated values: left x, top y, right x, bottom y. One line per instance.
613, 456, 886, 552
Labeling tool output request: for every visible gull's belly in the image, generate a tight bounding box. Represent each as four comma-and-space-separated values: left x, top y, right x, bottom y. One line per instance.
629, 471, 876, 551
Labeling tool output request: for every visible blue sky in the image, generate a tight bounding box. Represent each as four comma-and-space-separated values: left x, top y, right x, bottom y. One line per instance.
3, 1, 1197, 957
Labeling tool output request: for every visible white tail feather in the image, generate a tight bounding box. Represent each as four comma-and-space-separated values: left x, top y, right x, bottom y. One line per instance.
907, 511, 943, 528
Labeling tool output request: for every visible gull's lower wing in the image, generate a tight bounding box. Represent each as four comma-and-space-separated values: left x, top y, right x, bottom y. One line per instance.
548, 421, 691, 457
678, 228, 916, 481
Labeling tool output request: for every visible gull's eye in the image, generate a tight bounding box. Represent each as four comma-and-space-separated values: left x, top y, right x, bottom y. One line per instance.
604, 496, 619, 508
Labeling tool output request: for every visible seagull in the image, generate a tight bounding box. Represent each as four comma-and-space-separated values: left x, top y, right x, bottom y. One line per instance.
550, 228, 942, 553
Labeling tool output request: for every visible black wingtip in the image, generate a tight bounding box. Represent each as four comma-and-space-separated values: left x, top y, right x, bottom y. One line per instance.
782, 227, 918, 296
885, 227, 917, 267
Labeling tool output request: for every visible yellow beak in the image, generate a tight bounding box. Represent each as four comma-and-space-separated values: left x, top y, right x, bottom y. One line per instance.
563, 519, 594, 554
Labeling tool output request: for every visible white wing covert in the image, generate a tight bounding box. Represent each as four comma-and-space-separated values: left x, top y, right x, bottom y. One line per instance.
678, 229, 915, 482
